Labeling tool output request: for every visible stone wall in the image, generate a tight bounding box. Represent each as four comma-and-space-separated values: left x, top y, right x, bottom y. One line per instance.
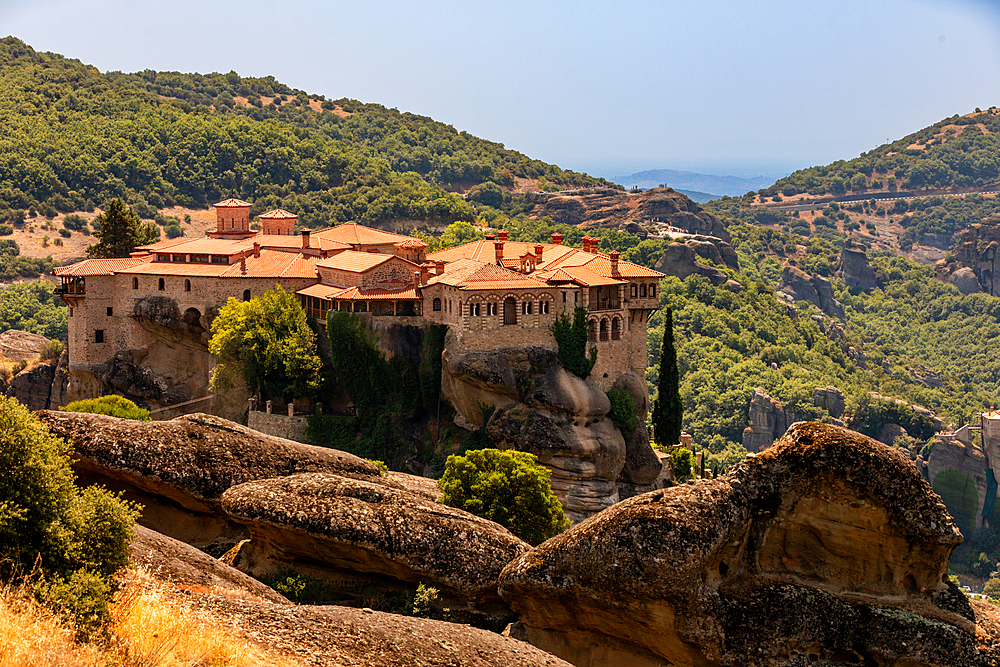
248, 410, 309, 442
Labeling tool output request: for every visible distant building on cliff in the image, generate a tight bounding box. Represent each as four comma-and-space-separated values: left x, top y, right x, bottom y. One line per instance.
54, 199, 663, 403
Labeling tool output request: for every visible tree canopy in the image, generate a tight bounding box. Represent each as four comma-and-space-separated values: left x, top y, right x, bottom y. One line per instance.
87, 198, 147, 258
651, 306, 682, 446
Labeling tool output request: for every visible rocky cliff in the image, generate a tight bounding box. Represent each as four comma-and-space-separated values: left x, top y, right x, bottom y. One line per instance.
838, 240, 878, 292
741, 387, 797, 453
499, 422, 998, 667
776, 266, 845, 320
954, 213, 1000, 297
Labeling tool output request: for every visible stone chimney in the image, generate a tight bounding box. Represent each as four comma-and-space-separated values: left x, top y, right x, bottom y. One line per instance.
485, 232, 496, 240
435, 260, 446, 276
534, 243, 543, 260
253, 241, 260, 258
420, 263, 430, 285
301, 229, 311, 249
494, 240, 504, 265
610, 249, 620, 275
499, 229, 508, 242
551, 232, 563, 245
240, 254, 247, 274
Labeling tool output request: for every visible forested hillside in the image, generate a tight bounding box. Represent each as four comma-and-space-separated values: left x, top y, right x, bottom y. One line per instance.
0, 37, 609, 230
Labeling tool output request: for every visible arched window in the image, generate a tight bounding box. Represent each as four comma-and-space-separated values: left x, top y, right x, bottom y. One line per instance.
132, 277, 139, 290
184, 279, 191, 292
588, 319, 597, 342
158, 278, 165, 291
503, 296, 516, 325
243, 289, 251, 302
433, 298, 442, 311
540, 300, 550, 315
611, 318, 621, 340
599, 318, 609, 341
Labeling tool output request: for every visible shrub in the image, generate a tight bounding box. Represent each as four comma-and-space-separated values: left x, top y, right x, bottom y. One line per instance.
671, 447, 694, 483
550, 306, 597, 379
59, 395, 151, 421
0, 225, 12, 236
0, 396, 139, 635
39, 339, 63, 361
58, 228, 71, 238
606, 389, 637, 441
438, 448, 569, 545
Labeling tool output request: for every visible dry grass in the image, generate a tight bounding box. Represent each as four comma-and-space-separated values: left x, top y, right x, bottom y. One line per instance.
0, 571, 297, 667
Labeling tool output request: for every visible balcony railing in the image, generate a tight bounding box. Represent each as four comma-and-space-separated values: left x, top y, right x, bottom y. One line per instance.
589, 298, 620, 311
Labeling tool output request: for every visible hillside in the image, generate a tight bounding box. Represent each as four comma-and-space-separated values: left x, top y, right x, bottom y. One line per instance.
0, 37, 611, 236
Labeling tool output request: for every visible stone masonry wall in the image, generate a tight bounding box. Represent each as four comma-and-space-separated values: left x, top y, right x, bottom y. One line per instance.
248, 410, 309, 442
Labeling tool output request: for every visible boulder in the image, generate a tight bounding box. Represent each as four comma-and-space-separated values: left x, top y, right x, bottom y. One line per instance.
5, 360, 57, 411
741, 387, 796, 453
910, 364, 944, 389
838, 243, 878, 292
221, 472, 529, 628
0, 329, 49, 362
778, 266, 845, 320
848, 345, 869, 369
813, 386, 846, 419
950, 267, 982, 295
878, 422, 909, 447
721, 279, 743, 293
442, 341, 628, 522
926, 439, 992, 536
499, 422, 997, 667
609, 372, 662, 499
653, 243, 727, 286
35, 410, 385, 550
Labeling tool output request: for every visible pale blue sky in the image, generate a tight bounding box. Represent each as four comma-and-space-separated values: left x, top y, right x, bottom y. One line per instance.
2, 0, 998, 180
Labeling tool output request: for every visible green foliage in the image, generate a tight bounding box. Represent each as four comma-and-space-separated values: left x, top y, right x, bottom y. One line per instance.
87, 198, 145, 258
38, 339, 63, 361
261, 568, 336, 604
411, 583, 440, 619
303, 415, 360, 451
0, 281, 67, 339
984, 577, 1000, 604
848, 393, 936, 442
606, 389, 637, 441
59, 395, 150, 421
550, 307, 597, 379
651, 306, 682, 446
438, 448, 569, 545
670, 447, 694, 483
0, 396, 140, 635
209, 286, 322, 402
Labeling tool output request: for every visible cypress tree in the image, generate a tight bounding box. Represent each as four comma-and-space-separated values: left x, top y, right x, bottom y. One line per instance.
652, 306, 682, 446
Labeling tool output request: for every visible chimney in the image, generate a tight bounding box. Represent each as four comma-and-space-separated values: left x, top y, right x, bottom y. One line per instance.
485, 232, 496, 240
435, 260, 446, 276
494, 240, 504, 265
534, 243, 543, 260
253, 241, 260, 258
240, 254, 247, 274
551, 232, 563, 245
498, 229, 508, 242
301, 229, 311, 249
420, 263, 429, 285
610, 250, 620, 275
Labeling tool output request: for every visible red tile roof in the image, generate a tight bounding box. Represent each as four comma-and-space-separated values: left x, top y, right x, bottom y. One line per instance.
115, 249, 320, 279
312, 223, 414, 246
53, 257, 153, 277
394, 238, 428, 248
259, 209, 297, 219
215, 198, 251, 208
317, 251, 396, 273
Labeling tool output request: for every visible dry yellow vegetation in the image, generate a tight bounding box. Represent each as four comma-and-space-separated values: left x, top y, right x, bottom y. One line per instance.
0, 570, 297, 667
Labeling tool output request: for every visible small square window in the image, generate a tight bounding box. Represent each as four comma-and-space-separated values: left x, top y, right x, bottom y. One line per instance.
95, 330, 104, 344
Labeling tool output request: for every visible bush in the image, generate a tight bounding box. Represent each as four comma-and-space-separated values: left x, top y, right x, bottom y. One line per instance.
58, 228, 71, 238
671, 447, 694, 483
550, 307, 597, 379
438, 448, 569, 545
606, 389, 637, 441
0, 225, 11, 236
59, 395, 151, 421
39, 339, 63, 361
0, 396, 139, 635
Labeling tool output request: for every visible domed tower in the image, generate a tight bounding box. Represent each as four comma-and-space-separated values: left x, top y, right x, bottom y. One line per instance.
210, 198, 253, 239
259, 209, 298, 236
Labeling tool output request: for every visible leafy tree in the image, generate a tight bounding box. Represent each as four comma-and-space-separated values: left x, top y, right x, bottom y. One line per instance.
670, 447, 694, 483
0, 281, 67, 340
0, 395, 139, 635
550, 307, 597, 379
208, 286, 322, 402
438, 448, 569, 545
87, 198, 145, 258
59, 395, 151, 421
651, 306, 682, 446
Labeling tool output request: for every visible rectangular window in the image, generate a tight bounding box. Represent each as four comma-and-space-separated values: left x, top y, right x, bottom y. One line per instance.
95, 330, 104, 344
650, 284, 656, 298
640, 284, 647, 298
69, 308, 73, 317
171, 254, 186, 263
211, 255, 229, 264
541, 301, 549, 314
156, 254, 170, 262
106, 307, 113, 316
631, 284, 638, 298
562, 292, 566, 302
190, 254, 209, 264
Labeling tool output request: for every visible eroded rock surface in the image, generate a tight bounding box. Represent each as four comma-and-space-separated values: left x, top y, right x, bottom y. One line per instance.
777, 266, 845, 320
741, 387, 796, 453
954, 213, 1000, 296
499, 422, 997, 667
6, 359, 57, 411
653, 243, 728, 286
610, 372, 662, 500
0, 329, 49, 362
838, 241, 878, 292
221, 472, 529, 628
35, 410, 384, 549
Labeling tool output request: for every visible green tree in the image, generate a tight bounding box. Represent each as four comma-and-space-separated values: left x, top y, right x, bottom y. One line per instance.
208, 286, 322, 402
60, 395, 151, 421
438, 448, 569, 545
87, 198, 145, 258
670, 447, 694, 483
550, 306, 597, 379
0, 395, 139, 635
651, 306, 682, 446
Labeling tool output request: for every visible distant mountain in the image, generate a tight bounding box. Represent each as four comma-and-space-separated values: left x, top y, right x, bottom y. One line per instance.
617, 169, 780, 198
674, 189, 719, 204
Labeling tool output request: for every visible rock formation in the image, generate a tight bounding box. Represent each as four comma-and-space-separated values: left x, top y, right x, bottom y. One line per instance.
499, 422, 999, 667
812, 386, 846, 419
653, 242, 728, 286
221, 472, 528, 628
954, 213, 1000, 296
441, 341, 654, 521
526, 187, 730, 243
0, 329, 49, 362
5, 358, 58, 411
776, 266, 845, 320
837, 241, 878, 292
608, 372, 662, 499
35, 410, 385, 550
926, 439, 991, 535
949, 266, 982, 295
742, 387, 796, 453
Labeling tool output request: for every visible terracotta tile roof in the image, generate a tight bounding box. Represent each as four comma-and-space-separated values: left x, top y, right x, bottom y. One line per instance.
316, 251, 396, 273
328, 286, 420, 301
116, 262, 231, 277
297, 283, 343, 300
219, 250, 320, 279
144, 238, 248, 255
135, 238, 192, 252
255, 236, 352, 252
259, 209, 297, 219
394, 238, 428, 248
533, 267, 579, 283
215, 198, 251, 208
555, 266, 628, 287
428, 260, 550, 292
53, 257, 153, 277
312, 223, 414, 246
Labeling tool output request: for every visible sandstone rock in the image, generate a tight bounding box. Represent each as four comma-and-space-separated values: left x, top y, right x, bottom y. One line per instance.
848, 345, 869, 369
441, 341, 628, 522
910, 364, 944, 389
742, 387, 796, 453
838, 242, 878, 292
221, 472, 528, 628
812, 386, 846, 418
653, 243, 727, 286
950, 267, 982, 295
609, 372, 662, 499
35, 410, 385, 549
954, 214, 1000, 296
927, 439, 992, 535
721, 279, 743, 293
5, 360, 57, 411
130, 524, 289, 604
0, 329, 49, 362
878, 422, 909, 447
499, 422, 996, 667
778, 266, 845, 320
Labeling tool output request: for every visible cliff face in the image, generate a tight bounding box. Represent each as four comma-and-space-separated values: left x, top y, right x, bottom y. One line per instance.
954, 214, 1000, 297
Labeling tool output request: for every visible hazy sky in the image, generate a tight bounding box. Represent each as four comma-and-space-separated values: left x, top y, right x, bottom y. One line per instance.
3, 0, 998, 180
